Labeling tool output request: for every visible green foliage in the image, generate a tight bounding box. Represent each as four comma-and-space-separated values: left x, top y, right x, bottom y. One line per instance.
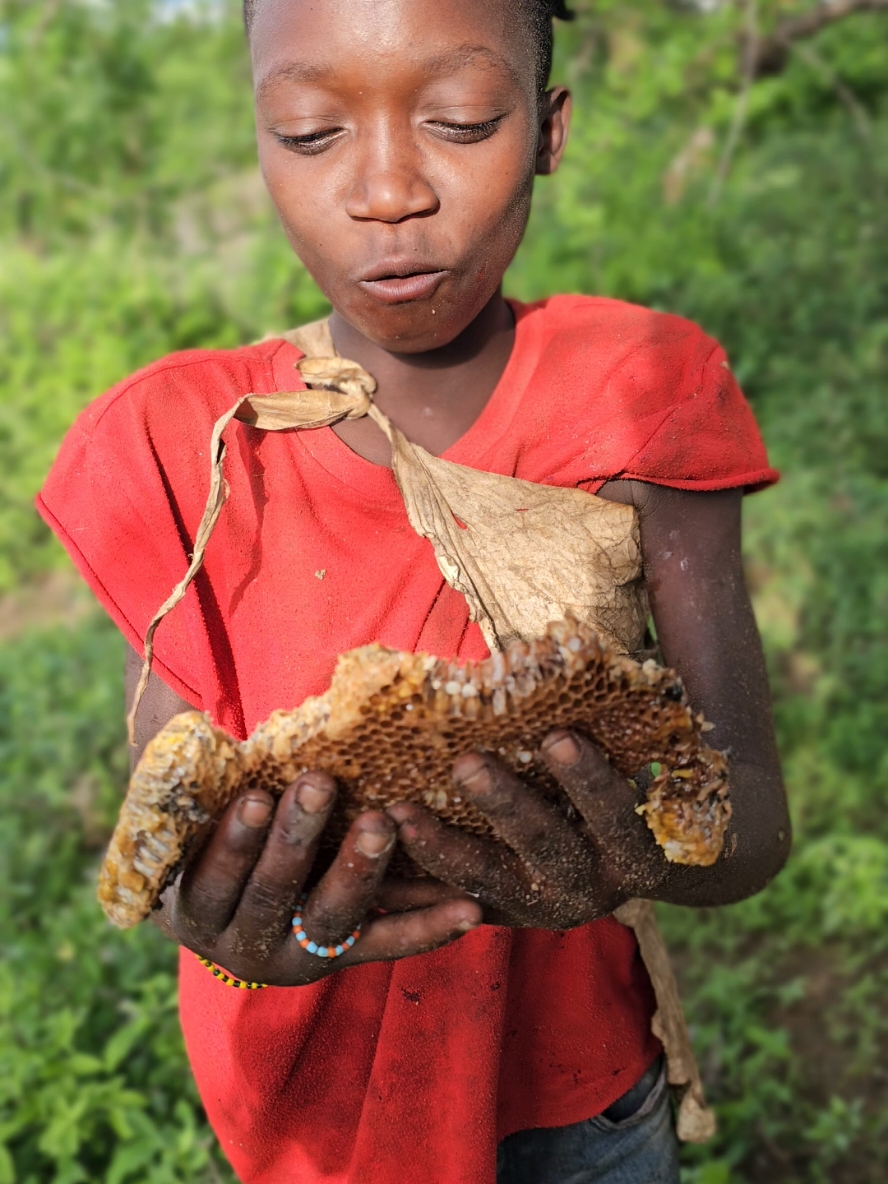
1, 0, 887, 1180
0, 618, 235, 1182
0, 0, 255, 240
0, 0, 327, 592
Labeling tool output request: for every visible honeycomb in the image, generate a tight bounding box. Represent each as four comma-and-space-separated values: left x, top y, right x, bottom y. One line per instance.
99, 617, 730, 928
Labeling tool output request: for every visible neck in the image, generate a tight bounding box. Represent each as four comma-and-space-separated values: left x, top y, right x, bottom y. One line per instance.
327, 292, 516, 463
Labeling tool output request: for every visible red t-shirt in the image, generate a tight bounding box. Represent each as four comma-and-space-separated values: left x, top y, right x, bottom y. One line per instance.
38, 295, 777, 1184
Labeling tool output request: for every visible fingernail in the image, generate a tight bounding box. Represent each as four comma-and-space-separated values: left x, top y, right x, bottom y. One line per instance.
453, 752, 491, 794
296, 775, 333, 815
542, 731, 581, 767
239, 795, 272, 828
458, 916, 480, 932
387, 804, 422, 840
356, 821, 394, 858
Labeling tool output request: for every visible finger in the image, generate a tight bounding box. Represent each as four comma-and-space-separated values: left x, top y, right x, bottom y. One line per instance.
451, 751, 595, 877
540, 731, 656, 877
175, 790, 274, 946
301, 812, 397, 946
541, 731, 645, 843
352, 898, 482, 963
230, 773, 336, 956
372, 876, 473, 913
387, 803, 530, 906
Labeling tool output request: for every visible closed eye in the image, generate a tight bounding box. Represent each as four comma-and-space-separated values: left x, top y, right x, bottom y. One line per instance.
273, 128, 345, 155
428, 116, 505, 144
273, 113, 505, 155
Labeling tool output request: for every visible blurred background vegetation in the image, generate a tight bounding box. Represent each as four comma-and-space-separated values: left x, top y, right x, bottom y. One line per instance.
0, 0, 886, 1180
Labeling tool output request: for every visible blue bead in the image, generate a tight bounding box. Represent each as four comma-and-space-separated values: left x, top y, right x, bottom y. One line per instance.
334, 946, 344, 956
307, 941, 318, 954
318, 947, 329, 957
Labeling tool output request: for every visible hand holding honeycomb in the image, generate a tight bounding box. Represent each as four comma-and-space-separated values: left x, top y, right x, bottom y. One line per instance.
100, 616, 729, 929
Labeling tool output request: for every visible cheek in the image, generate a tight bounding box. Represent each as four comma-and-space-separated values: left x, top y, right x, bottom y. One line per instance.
258, 146, 316, 238
447, 152, 534, 280
258, 148, 344, 284
449, 122, 537, 236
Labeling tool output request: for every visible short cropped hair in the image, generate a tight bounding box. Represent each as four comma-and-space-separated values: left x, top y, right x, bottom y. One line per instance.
242, 0, 573, 94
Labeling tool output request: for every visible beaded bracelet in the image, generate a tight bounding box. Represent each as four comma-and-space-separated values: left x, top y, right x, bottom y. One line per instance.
194, 953, 268, 989
292, 894, 362, 960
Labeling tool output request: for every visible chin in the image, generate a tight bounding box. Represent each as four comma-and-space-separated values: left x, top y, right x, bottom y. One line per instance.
336, 290, 493, 355
366, 322, 461, 354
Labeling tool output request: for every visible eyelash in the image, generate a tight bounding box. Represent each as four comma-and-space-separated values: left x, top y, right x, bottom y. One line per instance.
273, 116, 504, 155
431, 117, 504, 143
273, 129, 341, 156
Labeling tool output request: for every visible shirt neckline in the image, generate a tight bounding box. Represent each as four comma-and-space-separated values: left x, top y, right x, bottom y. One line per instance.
269, 299, 541, 499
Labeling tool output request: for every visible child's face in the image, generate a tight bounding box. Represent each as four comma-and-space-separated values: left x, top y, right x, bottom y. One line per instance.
251, 0, 570, 353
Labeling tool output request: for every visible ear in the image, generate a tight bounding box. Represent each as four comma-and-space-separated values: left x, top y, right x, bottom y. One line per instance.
535, 86, 572, 177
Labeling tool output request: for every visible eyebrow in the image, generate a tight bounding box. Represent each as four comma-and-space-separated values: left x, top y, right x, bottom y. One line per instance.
422, 44, 520, 83
255, 43, 519, 104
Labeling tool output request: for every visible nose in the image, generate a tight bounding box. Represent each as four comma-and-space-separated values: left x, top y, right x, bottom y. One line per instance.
344, 126, 439, 224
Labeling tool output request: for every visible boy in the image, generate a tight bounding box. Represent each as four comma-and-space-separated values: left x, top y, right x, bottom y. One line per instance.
38, 1, 790, 1181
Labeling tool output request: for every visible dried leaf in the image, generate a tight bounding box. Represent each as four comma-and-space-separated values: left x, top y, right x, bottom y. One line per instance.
614, 899, 717, 1141
369, 406, 646, 653
234, 387, 370, 431
126, 394, 245, 744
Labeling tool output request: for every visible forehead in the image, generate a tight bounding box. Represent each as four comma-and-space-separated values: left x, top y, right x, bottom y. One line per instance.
251, 0, 535, 98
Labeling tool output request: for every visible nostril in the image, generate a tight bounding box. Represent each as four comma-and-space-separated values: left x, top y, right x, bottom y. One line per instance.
345, 173, 440, 224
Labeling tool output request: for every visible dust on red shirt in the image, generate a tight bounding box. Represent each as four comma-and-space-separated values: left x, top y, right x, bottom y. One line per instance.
38, 295, 777, 1184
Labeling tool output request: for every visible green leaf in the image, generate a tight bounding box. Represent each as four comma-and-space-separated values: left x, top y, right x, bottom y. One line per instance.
103, 1022, 149, 1074
0, 1144, 15, 1184
105, 1140, 157, 1184
67, 1054, 103, 1078
51, 1163, 88, 1184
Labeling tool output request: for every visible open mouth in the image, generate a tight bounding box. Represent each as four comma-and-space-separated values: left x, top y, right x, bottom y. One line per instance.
358, 265, 447, 305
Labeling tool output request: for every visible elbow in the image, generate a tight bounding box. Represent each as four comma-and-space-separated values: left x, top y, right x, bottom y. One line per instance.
711, 811, 793, 906
756, 813, 793, 889
648, 767, 793, 909
663, 809, 792, 910
711, 762, 793, 904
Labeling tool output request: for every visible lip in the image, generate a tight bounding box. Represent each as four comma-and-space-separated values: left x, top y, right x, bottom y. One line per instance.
357, 264, 447, 305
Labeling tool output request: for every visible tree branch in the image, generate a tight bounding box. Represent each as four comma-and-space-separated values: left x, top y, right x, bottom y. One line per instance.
791, 40, 873, 146
750, 0, 888, 77
709, 0, 758, 206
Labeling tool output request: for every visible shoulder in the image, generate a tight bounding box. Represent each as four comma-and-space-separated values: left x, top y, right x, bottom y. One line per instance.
67, 337, 291, 448
508, 292, 730, 450
39, 335, 301, 556
504, 296, 776, 493
515, 293, 720, 375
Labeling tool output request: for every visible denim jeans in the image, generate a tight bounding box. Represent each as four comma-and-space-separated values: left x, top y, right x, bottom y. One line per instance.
496, 1056, 680, 1184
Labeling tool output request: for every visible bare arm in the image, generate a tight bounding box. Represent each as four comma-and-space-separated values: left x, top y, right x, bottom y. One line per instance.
125, 647, 194, 771
594, 480, 790, 905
